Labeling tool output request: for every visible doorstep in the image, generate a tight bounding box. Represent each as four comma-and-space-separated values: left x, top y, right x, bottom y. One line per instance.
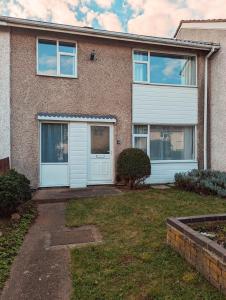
32, 186, 122, 204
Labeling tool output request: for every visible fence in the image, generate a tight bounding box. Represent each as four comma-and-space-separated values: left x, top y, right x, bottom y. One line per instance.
0, 157, 10, 175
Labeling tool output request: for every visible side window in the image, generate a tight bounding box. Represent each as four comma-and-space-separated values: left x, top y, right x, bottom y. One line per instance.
133, 125, 148, 154
133, 51, 148, 82
37, 39, 77, 77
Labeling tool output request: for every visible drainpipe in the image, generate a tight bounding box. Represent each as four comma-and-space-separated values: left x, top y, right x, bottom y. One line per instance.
203, 46, 216, 170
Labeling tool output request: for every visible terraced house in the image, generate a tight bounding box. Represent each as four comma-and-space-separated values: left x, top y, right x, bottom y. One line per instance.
0, 16, 220, 188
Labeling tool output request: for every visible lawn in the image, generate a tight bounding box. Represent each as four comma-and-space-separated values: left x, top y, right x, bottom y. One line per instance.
0, 202, 37, 290
66, 188, 226, 300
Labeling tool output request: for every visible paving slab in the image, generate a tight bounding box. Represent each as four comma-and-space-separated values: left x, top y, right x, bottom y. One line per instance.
33, 186, 122, 204
1, 203, 71, 300
0, 203, 102, 300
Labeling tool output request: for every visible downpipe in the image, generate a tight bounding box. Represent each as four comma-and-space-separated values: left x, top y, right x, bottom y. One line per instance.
204, 47, 216, 170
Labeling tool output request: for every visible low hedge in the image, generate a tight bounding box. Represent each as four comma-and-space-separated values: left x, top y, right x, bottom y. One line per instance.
175, 169, 226, 197
117, 148, 151, 188
0, 169, 31, 216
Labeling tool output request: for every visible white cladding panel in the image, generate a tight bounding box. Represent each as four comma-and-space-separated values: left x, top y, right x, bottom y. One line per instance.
147, 161, 198, 184
40, 164, 69, 186
0, 28, 10, 159
132, 84, 198, 124
69, 123, 88, 188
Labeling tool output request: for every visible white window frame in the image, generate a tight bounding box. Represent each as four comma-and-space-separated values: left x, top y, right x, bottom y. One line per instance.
133, 50, 149, 84
132, 49, 197, 88
36, 37, 78, 78
40, 121, 69, 165
133, 124, 197, 163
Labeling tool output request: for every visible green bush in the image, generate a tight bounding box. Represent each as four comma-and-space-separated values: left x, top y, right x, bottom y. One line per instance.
0, 169, 31, 216
175, 169, 226, 197
117, 148, 151, 188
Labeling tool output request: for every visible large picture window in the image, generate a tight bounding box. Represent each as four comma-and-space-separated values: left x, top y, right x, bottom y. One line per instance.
38, 39, 77, 77
133, 125, 195, 161
133, 50, 196, 86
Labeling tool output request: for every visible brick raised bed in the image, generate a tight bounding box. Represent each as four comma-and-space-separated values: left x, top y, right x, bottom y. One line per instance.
167, 214, 226, 294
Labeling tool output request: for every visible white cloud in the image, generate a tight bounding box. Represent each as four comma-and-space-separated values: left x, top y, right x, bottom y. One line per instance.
95, 0, 114, 9
0, 0, 122, 32
0, 0, 85, 26
86, 10, 98, 24
127, 0, 226, 37
97, 12, 122, 31
2, 0, 226, 37
163, 60, 180, 76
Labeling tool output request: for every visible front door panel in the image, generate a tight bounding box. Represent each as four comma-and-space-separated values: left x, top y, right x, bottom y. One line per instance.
40, 123, 69, 187
88, 125, 113, 184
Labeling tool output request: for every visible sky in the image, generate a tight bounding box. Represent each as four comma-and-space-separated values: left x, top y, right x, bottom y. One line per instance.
1, 0, 226, 37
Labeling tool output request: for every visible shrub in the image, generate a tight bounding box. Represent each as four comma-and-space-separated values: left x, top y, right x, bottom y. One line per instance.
0, 169, 31, 216
117, 148, 151, 188
175, 169, 226, 197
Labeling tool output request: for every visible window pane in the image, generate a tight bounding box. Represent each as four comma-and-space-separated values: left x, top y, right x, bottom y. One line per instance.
60, 55, 75, 76
150, 127, 194, 160
38, 40, 57, 75
134, 137, 147, 154
41, 124, 68, 163
91, 126, 110, 154
133, 51, 148, 61
150, 53, 196, 85
59, 42, 76, 54
134, 63, 147, 81
150, 129, 163, 160
134, 125, 148, 134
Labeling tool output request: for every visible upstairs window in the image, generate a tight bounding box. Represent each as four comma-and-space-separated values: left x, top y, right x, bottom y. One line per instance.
37, 39, 77, 77
133, 50, 196, 86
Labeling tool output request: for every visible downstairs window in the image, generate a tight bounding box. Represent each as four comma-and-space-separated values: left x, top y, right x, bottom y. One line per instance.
133, 125, 195, 161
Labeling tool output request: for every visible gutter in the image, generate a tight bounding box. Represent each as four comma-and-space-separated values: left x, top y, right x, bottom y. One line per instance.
0, 16, 220, 51
203, 46, 217, 170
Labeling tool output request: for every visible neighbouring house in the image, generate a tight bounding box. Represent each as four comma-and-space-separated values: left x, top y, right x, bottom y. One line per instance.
175, 19, 226, 172
0, 16, 220, 188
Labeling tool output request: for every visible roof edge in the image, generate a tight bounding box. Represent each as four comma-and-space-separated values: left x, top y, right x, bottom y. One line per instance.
0, 15, 220, 51
37, 112, 117, 123
174, 19, 226, 38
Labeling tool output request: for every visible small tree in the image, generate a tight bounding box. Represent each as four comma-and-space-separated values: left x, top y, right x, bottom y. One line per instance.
117, 148, 151, 189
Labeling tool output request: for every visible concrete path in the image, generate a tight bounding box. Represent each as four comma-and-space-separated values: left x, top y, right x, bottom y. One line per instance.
1, 203, 71, 300
1, 186, 119, 300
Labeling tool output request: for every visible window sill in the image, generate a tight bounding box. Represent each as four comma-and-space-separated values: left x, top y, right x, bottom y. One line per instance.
151, 160, 198, 164
133, 82, 198, 88
40, 162, 69, 165
36, 73, 78, 79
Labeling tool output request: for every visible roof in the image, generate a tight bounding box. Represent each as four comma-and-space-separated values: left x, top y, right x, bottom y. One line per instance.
0, 15, 220, 51
37, 112, 117, 123
174, 19, 226, 38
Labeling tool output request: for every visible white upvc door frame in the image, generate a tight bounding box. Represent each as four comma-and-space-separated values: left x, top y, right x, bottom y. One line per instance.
87, 123, 114, 185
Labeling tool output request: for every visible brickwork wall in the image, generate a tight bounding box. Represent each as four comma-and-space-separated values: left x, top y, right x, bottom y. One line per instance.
167, 224, 226, 294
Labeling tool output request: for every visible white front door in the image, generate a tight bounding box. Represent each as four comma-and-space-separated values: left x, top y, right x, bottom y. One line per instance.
88, 124, 113, 184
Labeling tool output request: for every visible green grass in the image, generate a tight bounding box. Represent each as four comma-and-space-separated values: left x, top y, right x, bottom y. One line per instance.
0, 202, 37, 290
66, 188, 226, 300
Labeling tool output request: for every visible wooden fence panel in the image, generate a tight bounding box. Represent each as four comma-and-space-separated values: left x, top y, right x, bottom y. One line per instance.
0, 157, 10, 175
